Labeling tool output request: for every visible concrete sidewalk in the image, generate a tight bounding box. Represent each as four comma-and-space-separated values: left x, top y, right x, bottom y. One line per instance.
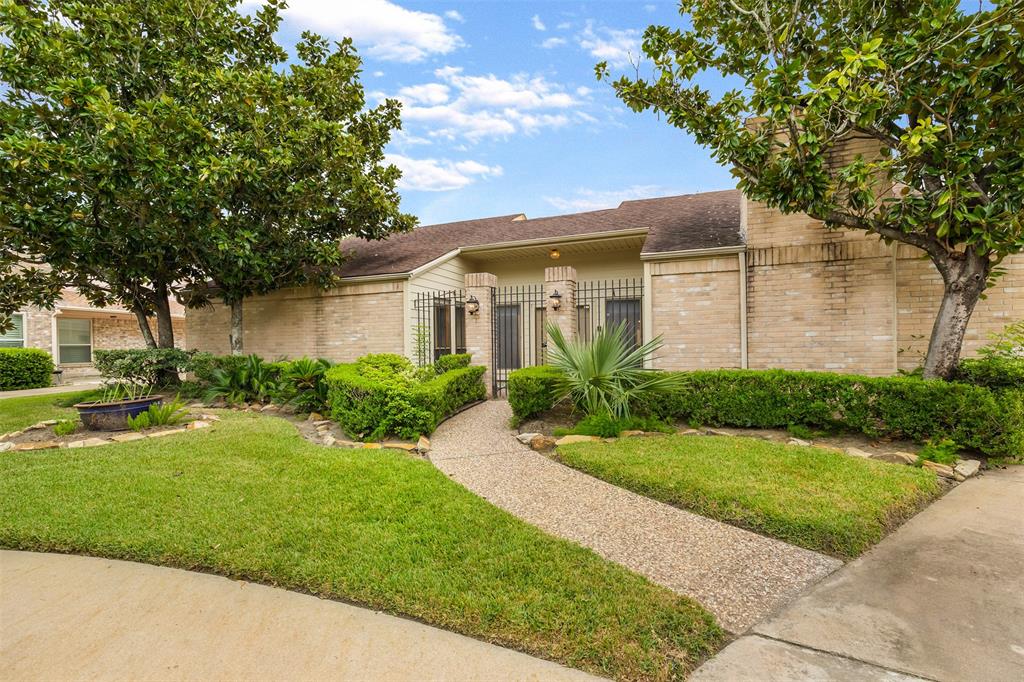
0, 382, 100, 399
693, 466, 1024, 681
0, 551, 598, 682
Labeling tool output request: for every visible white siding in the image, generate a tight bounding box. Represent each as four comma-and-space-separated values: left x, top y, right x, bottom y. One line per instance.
406, 254, 471, 359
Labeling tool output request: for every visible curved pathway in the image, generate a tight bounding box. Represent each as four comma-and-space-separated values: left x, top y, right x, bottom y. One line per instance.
429, 400, 841, 633
0, 550, 597, 682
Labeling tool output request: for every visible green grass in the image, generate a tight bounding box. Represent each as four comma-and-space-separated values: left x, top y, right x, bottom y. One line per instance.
556, 435, 942, 558
0, 389, 102, 433
0, 413, 723, 680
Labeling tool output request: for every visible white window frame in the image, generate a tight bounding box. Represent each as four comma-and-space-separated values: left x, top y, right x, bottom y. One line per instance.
0, 312, 26, 348
57, 317, 93, 365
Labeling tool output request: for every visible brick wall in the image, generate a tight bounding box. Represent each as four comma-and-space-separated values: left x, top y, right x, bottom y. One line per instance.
186, 281, 406, 362
649, 256, 743, 370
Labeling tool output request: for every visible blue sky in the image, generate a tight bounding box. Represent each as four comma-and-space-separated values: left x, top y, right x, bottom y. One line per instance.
252, 1, 737, 226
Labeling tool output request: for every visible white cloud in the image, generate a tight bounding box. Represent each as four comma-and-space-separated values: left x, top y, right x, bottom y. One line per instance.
545, 185, 675, 212
644, 4, 657, 12
444, 9, 465, 23
557, 21, 572, 30
397, 83, 450, 105
387, 154, 503, 191
540, 36, 567, 49
246, 0, 465, 63
531, 14, 546, 31
372, 70, 385, 77
578, 22, 640, 67
392, 67, 581, 141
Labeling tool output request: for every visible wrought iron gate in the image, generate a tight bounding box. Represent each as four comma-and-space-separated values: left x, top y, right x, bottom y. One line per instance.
412, 290, 466, 367
577, 278, 644, 350
491, 284, 547, 396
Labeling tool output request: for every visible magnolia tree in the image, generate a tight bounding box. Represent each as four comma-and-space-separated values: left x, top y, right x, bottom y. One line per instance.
601, 0, 1024, 379
1, 0, 413, 352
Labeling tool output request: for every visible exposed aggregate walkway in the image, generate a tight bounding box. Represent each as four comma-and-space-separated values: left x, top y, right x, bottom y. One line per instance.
429, 400, 842, 633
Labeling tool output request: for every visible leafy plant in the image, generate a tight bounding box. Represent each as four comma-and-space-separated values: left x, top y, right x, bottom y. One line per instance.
916, 439, 960, 467
204, 355, 280, 405
787, 424, 819, 441
507, 365, 564, 422
127, 398, 188, 431
977, 320, 1024, 360
53, 420, 78, 437
545, 322, 684, 420
0, 348, 53, 390
556, 414, 673, 439
279, 357, 333, 414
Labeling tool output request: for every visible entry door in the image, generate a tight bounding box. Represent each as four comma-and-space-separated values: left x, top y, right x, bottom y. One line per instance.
495, 304, 521, 369
605, 299, 641, 351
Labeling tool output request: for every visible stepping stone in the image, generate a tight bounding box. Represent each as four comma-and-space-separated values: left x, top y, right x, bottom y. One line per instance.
187, 420, 211, 429
871, 451, 917, 465
845, 447, 872, 458
922, 460, 956, 478
953, 459, 980, 480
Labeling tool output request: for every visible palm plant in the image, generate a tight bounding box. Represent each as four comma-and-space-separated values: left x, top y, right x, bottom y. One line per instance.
545, 321, 684, 419
279, 357, 332, 413
204, 354, 278, 405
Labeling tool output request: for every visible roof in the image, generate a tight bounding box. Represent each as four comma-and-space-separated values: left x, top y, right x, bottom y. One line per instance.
337, 189, 742, 278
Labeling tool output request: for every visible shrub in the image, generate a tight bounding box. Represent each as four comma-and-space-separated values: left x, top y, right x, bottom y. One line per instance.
126, 397, 188, 431
642, 369, 1024, 458
187, 352, 249, 384
953, 356, 1024, 389
0, 348, 53, 390
278, 357, 333, 414
94, 348, 192, 387
507, 365, 564, 421
326, 353, 486, 440
53, 419, 78, 437
204, 354, 281, 405
556, 413, 672, 438
916, 438, 960, 466
434, 353, 472, 373
546, 322, 684, 419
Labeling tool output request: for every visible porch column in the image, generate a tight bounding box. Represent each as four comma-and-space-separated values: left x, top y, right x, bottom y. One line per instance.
544, 266, 577, 346
464, 272, 496, 397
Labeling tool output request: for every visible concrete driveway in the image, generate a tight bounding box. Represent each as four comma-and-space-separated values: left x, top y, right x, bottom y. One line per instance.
0, 551, 598, 682
693, 466, 1024, 681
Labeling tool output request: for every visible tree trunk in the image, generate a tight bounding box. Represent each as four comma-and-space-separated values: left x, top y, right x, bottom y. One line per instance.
922, 251, 990, 380
151, 281, 179, 386
229, 299, 244, 356
132, 303, 157, 349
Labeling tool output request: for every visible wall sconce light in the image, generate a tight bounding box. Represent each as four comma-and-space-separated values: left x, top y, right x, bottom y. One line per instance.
548, 289, 562, 310
549, 248, 560, 260
465, 295, 480, 315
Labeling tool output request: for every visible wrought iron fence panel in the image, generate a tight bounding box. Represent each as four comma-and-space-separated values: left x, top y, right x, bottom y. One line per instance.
490, 284, 546, 396
412, 289, 466, 367
576, 278, 644, 351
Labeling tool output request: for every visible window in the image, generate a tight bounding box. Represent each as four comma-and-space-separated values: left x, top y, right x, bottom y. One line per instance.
58, 318, 92, 364
0, 313, 25, 348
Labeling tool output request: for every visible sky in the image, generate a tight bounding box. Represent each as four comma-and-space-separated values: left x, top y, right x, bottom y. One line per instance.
247, 0, 737, 226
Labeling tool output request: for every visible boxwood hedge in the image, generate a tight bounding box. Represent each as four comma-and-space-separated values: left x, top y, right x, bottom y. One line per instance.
508, 366, 1023, 458
0, 348, 54, 390
326, 353, 486, 440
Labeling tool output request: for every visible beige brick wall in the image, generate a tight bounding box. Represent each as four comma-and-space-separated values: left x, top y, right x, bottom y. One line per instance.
186, 281, 406, 362
896, 249, 1024, 371
649, 256, 743, 370
746, 244, 896, 375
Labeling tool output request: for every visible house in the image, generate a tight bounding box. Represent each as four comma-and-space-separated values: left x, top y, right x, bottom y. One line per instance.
186, 177, 1023, 396
2, 290, 187, 382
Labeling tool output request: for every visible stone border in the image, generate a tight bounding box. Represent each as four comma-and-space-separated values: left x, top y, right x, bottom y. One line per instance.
304, 414, 430, 454
0, 414, 220, 452
515, 427, 981, 482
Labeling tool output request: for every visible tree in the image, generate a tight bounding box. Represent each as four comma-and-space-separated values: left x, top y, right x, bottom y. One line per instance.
1, 0, 412, 353
601, 0, 1024, 379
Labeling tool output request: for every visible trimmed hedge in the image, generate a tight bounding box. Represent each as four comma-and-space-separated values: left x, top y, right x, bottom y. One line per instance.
434, 353, 472, 373
953, 356, 1024, 389
94, 348, 193, 385
0, 348, 54, 390
326, 353, 486, 440
508, 365, 564, 421
642, 369, 1023, 458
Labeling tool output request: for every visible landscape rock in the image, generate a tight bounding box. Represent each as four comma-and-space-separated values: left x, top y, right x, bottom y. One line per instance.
677, 429, 701, 436
788, 438, 812, 447
871, 451, 918, 465
148, 428, 187, 438
845, 447, 873, 458
322, 434, 337, 447
199, 414, 222, 421
111, 432, 146, 443
187, 420, 211, 429
80, 437, 111, 448
312, 420, 332, 426
954, 459, 981, 479
13, 441, 60, 451
620, 430, 645, 438
705, 428, 734, 437
41, 420, 58, 426
0, 442, 13, 452
26, 422, 47, 431
922, 460, 956, 479
515, 432, 541, 444
417, 436, 430, 452
307, 412, 324, 422
529, 435, 557, 452
362, 443, 382, 449
383, 441, 417, 451
554, 435, 601, 446
6, 431, 23, 439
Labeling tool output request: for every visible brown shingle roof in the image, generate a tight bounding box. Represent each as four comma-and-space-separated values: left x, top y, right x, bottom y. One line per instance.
337, 189, 742, 278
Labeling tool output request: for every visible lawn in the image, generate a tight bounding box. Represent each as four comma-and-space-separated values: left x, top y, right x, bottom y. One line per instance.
0, 411, 723, 681
0, 389, 102, 433
556, 434, 942, 558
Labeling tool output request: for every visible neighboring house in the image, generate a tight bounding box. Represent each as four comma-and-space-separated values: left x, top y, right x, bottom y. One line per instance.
187, 175, 1022, 396
2, 289, 186, 382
